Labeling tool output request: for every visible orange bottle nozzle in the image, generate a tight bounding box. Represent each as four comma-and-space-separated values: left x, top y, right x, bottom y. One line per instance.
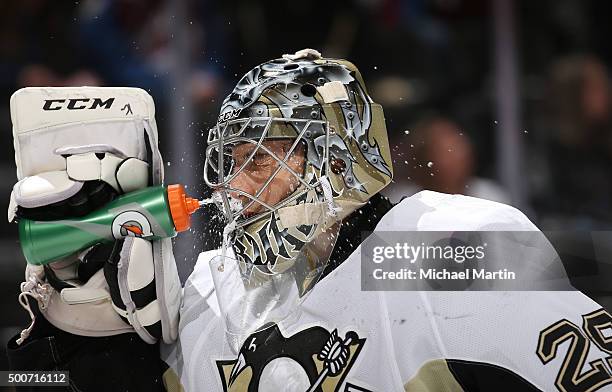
166, 184, 201, 232
184, 197, 200, 215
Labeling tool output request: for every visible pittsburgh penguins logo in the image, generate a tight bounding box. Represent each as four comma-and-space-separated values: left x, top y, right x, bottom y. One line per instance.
111, 210, 154, 239
216, 324, 371, 392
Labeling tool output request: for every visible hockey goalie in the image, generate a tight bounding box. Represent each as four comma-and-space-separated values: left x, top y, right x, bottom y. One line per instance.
165, 49, 612, 392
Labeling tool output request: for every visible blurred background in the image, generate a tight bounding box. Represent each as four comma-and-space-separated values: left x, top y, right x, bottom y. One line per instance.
1, 0, 612, 371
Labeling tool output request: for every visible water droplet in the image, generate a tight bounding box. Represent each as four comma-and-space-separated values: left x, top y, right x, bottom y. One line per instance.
404, 130, 410, 135
494, 120, 498, 124
427, 161, 434, 168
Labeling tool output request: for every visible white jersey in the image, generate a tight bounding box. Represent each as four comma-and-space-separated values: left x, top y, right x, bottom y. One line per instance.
165, 191, 610, 392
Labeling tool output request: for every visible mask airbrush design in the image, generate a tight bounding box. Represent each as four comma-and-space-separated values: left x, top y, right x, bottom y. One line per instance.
204, 49, 393, 279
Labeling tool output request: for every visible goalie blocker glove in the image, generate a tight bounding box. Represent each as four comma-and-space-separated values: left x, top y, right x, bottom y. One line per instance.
8, 87, 180, 345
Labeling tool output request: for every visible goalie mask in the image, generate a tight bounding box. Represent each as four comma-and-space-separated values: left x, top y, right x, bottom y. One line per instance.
204, 50, 392, 336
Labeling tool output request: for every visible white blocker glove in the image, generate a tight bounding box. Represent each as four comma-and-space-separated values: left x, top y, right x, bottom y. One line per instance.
8, 87, 180, 345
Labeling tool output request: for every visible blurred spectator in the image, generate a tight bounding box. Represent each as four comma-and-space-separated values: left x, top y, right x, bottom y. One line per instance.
0, 0, 102, 93
385, 115, 510, 204
77, 0, 226, 109
18, 64, 102, 87
540, 54, 612, 228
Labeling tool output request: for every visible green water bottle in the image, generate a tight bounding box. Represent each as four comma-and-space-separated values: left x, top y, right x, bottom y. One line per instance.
18, 184, 201, 265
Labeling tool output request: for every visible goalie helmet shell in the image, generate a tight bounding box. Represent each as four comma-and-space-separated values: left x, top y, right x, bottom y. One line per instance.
205, 49, 393, 274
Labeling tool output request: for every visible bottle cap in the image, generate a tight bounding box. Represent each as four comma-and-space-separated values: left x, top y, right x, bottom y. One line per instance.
167, 184, 200, 232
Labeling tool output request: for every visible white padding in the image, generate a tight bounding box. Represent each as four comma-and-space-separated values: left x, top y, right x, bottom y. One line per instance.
11, 87, 156, 135
66, 151, 126, 192
277, 203, 325, 230
66, 153, 101, 181
100, 154, 128, 192
113, 300, 162, 327
277, 199, 363, 230
155, 238, 181, 343
14, 120, 146, 181
126, 239, 155, 292
115, 158, 149, 193
42, 269, 134, 337
8, 190, 17, 222
13, 171, 83, 208
64, 150, 149, 193
60, 287, 110, 304
10, 87, 159, 180
282, 48, 322, 61
316, 81, 349, 103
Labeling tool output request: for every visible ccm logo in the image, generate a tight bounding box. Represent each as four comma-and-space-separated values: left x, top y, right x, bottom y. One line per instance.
43, 97, 115, 111
217, 108, 241, 123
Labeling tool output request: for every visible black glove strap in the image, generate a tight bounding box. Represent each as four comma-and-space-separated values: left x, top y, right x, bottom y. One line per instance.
42, 241, 120, 293
43, 265, 76, 292
16, 180, 117, 221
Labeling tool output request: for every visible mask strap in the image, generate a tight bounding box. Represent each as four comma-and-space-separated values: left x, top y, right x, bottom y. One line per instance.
319, 176, 341, 217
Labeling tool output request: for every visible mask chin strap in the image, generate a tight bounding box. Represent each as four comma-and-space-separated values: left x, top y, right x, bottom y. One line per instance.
319, 176, 341, 217
222, 218, 238, 250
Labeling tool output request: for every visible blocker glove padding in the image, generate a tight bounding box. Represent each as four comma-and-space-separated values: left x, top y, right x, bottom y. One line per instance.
8, 87, 180, 345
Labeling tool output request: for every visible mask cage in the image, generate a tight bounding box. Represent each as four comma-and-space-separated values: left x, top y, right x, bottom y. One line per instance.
204, 117, 331, 229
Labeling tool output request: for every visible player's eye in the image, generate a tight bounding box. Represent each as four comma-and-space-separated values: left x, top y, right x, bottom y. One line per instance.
251, 152, 273, 166
232, 149, 253, 168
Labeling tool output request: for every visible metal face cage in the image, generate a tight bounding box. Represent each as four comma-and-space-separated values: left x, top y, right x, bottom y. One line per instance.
204, 117, 331, 229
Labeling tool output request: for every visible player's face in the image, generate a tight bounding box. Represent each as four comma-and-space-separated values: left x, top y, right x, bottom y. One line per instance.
229, 139, 304, 217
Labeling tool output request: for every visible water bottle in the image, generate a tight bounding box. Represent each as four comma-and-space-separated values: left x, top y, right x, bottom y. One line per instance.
19, 184, 201, 265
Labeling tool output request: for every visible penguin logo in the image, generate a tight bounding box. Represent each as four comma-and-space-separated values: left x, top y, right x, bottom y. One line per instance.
111, 211, 154, 239
215, 324, 370, 392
